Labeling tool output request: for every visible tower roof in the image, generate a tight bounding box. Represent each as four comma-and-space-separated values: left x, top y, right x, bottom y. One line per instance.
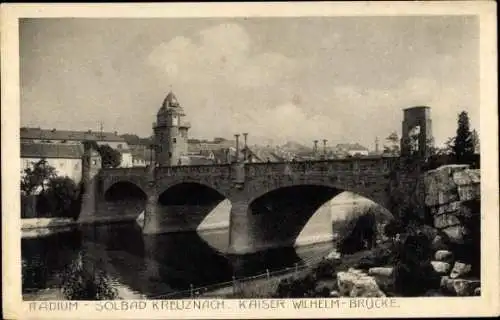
157, 91, 185, 116
162, 91, 180, 108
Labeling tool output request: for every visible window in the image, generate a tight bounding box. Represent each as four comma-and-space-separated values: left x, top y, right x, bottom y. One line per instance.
168, 152, 172, 158
117, 144, 122, 149
74, 162, 80, 170
173, 138, 177, 144
92, 159, 97, 165
59, 162, 65, 168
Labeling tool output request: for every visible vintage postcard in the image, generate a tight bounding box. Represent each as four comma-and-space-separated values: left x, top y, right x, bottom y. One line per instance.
1, 1, 499, 319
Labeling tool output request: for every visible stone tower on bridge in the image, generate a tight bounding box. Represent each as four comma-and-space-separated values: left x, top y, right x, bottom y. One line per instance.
153, 91, 191, 166
401, 106, 434, 159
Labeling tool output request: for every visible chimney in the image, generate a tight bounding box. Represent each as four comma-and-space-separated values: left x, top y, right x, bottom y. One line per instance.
323, 139, 328, 157
313, 140, 318, 157
243, 133, 248, 161
51, 128, 56, 132
375, 136, 380, 154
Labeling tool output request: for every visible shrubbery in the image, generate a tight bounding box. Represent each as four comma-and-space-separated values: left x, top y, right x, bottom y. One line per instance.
353, 241, 397, 270
61, 254, 118, 300
312, 258, 339, 280
335, 204, 393, 255
36, 177, 82, 220
273, 273, 332, 298
391, 223, 441, 296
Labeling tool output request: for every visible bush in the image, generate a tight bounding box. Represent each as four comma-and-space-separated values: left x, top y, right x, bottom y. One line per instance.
37, 177, 81, 219
273, 274, 319, 298
61, 254, 118, 300
383, 219, 405, 239
335, 205, 392, 255
392, 225, 441, 296
312, 259, 338, 280
354, 241, 397, 270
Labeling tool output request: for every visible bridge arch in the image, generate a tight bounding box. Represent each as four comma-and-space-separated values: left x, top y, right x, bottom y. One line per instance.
230, 182, 393, 254
104, 181, 148, 202
100, 181, 148, 221
246, 179, 391, 209
155, 181, 230, 233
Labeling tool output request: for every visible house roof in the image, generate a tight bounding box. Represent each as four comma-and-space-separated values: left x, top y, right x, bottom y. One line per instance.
20, 127, 126, 142
188, 140, 236, 153
335, 143, 369, 151
243, 146, 284, 162
21, 142, 84, 159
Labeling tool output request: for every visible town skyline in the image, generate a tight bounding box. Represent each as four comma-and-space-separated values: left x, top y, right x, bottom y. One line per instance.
20, 16, 479, 148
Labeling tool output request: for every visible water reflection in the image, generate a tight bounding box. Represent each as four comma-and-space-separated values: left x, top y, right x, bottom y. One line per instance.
22, 222, 334, 300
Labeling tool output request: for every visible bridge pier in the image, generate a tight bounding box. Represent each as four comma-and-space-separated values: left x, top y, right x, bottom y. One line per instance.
227, 199, 255, 255
142, 193, 160, 234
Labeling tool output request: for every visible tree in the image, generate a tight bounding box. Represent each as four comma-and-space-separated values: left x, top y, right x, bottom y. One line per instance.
39, 177, 80, 219
451, 111, 475, 164
97, 144, 122, 168
21, 159, 57, 195
383, 131, 400, 156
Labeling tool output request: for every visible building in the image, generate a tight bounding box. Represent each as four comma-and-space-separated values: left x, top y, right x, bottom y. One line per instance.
242, 146, 284, 163
153, 91, 191, 166
335, 143, 370, 157
129, 144, 153, 167
20, 127, 133, 168
20, 142, 85, 185
188, 139, 236, 155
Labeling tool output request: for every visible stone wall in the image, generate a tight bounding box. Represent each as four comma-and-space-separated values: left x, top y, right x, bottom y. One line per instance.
424, 164, 480, 244
423, 164, 481, 295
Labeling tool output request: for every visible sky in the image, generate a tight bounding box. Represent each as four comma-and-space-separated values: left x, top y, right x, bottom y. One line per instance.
20, 16, 479, 148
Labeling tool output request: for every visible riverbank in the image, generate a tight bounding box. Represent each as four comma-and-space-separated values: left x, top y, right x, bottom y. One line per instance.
22, 218, 77, 238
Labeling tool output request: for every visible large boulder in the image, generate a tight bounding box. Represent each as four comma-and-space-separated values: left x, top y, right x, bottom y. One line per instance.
440, 276, 480, 296
337, 269, 385, 297
430, 261, 451, 275
350, 276, 386, 297
450, 262, 472, 279
368, 267, 394, 277
424, 165, 470, 207
434, 250, 454, 263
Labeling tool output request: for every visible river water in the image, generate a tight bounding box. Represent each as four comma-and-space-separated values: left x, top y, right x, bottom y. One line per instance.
22, 222, 336, 300
22, 192, 375, 300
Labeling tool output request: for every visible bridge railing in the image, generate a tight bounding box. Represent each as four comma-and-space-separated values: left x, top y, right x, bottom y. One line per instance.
99, 156, 398, 181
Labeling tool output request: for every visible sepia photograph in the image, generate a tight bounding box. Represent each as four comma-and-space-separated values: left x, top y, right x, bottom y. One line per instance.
2, 2, 498, 319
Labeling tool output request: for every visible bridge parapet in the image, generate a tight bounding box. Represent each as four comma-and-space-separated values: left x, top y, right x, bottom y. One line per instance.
99, 167, 149, 177
245, 157, 397, 177
156, 164, 232, 179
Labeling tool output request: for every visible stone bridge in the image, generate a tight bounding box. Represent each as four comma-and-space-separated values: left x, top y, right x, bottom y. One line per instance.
78, 156, 423, 254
